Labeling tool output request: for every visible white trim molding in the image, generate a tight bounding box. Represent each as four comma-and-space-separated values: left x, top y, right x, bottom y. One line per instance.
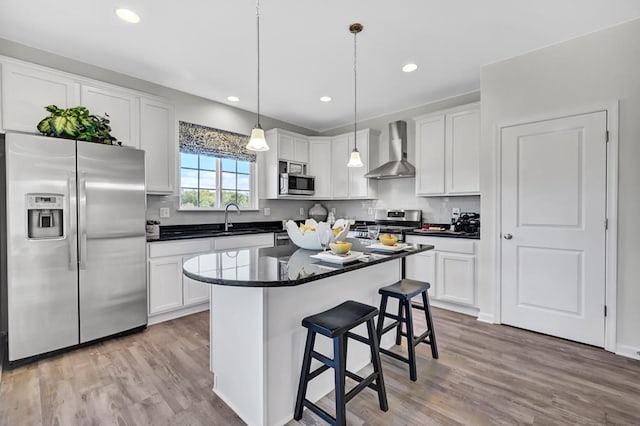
615, 345, 640, 361
477, 312, 496, 324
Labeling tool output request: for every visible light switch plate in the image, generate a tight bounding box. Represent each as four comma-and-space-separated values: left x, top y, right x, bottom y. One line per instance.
159, 207, 170, 218
299, 207, 305, 216
263, 207, 271, 216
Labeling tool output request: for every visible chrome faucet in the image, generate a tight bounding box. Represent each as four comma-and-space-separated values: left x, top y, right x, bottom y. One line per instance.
224, 202, 241, 231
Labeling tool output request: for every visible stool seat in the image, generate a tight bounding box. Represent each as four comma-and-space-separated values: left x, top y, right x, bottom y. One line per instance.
379, 278, 431, 300
302, 300, 378, 338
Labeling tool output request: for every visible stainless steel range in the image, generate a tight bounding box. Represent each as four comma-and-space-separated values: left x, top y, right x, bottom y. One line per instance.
349, 209, 422, 242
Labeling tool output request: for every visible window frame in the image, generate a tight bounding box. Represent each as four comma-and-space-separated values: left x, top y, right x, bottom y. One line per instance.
178, 152, 258, 211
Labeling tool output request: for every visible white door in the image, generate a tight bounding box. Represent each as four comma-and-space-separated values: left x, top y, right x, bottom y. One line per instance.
501, 111, 607, 347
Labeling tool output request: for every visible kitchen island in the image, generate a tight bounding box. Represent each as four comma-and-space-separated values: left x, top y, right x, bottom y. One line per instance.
183, 239, 434, 426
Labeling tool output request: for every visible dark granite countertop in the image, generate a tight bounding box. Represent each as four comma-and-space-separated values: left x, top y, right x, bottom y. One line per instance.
147, 221, 284, 242
404, 230, 480, 239
183, 239, 434, 288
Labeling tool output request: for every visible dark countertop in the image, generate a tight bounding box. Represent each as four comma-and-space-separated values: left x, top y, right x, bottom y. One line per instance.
183, 239, 434, 288
404, 230, 480, 239
147, 221, 285, 242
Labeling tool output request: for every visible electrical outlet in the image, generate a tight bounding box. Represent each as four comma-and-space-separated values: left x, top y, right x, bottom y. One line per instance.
299, 207, 305, 216
159, 208, 170, 219
367, 207, 374, 215
263, 207, 271, 216
452, 207, 461, 215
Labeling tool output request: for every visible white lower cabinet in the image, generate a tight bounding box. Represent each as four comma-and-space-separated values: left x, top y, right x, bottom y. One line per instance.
148, 256, 184, 314
405, 235, 478, 315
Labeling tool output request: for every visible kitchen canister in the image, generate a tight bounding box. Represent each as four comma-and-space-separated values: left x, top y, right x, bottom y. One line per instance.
146, 220, 160, 240
308, 203, 328, 222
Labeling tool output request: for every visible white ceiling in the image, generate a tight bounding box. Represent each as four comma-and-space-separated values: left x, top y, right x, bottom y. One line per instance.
1, 1, 640, 132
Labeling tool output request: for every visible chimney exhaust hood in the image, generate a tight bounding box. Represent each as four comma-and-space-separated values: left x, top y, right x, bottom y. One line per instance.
364, 120, 415, 179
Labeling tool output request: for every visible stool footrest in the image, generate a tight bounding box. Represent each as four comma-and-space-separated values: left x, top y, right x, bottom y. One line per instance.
345, 370, 382, 394
345, 331, 370, 346
380, 321, 400, 336
308, 364, 331, 381
311, 350, 335, 368
414, 329, 432, 345
382, 312, 404, 322
303, 400, 335, 425
379, 347, 410, 364
345, 371, 379, 404
411, 302, 425, 310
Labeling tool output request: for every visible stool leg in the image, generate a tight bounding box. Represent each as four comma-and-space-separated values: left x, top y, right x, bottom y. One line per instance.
294, 330, 316, 420
395, 299, 404, 345
404, 299, 418, 381
334, 334, 347, 426
366, 318, 389, 412
376, 295, 388, 340
422, 291, 439, 359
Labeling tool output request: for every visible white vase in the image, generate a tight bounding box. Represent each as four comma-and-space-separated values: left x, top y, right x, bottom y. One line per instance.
308, 203, 328, 222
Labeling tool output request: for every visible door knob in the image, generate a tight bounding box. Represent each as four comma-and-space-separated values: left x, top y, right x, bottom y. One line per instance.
503, 233, 513, 240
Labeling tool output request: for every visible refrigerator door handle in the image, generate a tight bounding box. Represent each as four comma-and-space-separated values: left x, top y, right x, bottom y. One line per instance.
78, 172, 88, 270
68, 173, 78, 270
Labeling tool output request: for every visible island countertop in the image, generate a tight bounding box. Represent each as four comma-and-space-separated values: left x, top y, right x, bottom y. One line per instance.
183, 239, 434, 288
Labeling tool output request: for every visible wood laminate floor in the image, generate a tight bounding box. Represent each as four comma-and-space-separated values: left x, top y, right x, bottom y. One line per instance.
1, 308, 639, 425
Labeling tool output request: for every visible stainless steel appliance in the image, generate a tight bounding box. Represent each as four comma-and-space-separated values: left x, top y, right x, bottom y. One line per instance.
1, 133, 147, 363
348, 209, 422, 242
452, 212, 480, 234
364, 121, 416, 179
279, 173, 315, 196
274, 230, 291, 246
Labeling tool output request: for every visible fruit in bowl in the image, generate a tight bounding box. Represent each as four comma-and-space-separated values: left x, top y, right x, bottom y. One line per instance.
329, 241, 352, 255
379, 234, 398, 246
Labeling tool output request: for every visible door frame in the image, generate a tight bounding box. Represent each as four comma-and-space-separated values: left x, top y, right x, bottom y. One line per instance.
492, 101, 619, 352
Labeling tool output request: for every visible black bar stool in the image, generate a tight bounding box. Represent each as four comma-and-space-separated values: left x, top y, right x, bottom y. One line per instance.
376, 279, 438, 381
294, 300, 388, 426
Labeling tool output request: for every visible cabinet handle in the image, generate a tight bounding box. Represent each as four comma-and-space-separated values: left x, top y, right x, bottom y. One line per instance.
503, 233, 513, 240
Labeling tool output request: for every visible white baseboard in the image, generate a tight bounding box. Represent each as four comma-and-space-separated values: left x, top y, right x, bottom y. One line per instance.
615, 344, 640, 360
430, 300, 479, 318
148, 303, 209, 325
477, 312, 496, 324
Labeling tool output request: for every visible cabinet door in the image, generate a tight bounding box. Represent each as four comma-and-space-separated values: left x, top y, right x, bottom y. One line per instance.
331, 135, 350, 198
415, 115, 445, 195
183, 263, 210, 306
293, 137, 309, 163
1, 62, 80, 133
446, 107, 480, 194
81, 85, 140, 148
404, 251, 436, 298
278, 133, 294, 161
214, 233, 274, 250
348, 132, 369, 198
140, 97, 175, 194
309, 139, 332, 199
436, 252, 475, 306
148, 257, 183, 314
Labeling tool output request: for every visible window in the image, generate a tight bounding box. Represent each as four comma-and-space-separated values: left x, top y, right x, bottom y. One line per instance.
179, 153, 254, 209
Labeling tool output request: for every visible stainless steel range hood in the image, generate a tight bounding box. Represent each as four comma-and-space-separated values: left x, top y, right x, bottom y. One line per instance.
364, 120, 415, 179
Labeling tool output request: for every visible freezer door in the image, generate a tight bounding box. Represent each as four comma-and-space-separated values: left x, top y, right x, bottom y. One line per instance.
77, 142, 147, 342
5, 134, 79, 361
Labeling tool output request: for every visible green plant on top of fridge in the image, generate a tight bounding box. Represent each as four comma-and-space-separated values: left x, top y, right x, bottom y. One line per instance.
36, 105, 120, 145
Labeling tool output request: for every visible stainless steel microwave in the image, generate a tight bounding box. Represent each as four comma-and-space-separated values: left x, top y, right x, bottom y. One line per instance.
279, 173, 315, 196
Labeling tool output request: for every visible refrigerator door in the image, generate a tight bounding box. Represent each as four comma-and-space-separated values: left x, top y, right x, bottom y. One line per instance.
6, 134, 79, 361
77, 142, 147, 342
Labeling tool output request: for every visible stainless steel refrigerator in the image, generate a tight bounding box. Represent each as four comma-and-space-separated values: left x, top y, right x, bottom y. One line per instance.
1, 132, 147, 363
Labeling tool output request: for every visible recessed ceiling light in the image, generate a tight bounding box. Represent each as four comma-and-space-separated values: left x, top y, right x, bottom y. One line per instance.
227, 96, 240, 102
320, 96, 332, 102
402, 63, 418, 73
115, 8, 141, 24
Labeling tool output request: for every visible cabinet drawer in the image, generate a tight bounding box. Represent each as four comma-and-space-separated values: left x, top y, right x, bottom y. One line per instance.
214, 233, 273, 250
406, 236, 475, 254
149, 239, 213, 258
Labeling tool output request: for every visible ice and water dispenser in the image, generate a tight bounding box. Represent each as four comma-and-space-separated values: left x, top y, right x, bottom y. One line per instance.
26, 194, 64, 239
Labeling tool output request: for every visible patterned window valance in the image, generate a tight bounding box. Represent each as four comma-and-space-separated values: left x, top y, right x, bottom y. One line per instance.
178, 121, 256, 162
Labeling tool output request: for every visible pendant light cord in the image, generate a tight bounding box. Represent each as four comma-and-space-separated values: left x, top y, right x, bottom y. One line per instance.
353, 28, 357, 149
256, 0, 261, 127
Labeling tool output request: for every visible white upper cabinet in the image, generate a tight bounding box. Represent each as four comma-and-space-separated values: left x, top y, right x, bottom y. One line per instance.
140, 97, 175, 194
330, 134, 350, 199
308, 137, 332, 199
1, 62, 80, 133
81, 85, 140, 148
330, 129, 378, 199
293, 136, 309, 163
271, 129, 309, 164
278, 133, 295, 160
414, 103, 480, 196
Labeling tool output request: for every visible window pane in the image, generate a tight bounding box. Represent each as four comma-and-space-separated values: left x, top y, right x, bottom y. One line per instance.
200, 170, 216, 189
199, 190, 216, 207
180, 188, 198, 207
222, 158, 236, 172
237, 174, 250, 191
181, 152, 198, 168
181, 168, 198, 188
222, 172, 236, 189
237, 161, 250, 174
200, 155, 216, 171
222, 191, 237, 205
237, 191, 250, 207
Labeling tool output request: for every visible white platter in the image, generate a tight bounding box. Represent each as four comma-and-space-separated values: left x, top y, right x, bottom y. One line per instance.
368, 242, 409, 252
310, 250, 364, 264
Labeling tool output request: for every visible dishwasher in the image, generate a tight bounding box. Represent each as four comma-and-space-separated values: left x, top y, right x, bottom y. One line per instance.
274, 230, 291, 246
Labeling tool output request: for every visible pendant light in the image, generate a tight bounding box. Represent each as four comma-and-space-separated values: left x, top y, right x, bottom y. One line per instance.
246, 0, 269, 151
347, 23, 364, 168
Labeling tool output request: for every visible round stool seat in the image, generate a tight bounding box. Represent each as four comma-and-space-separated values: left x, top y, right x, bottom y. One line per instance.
379, 278, 431, 300
302, 300, 378, 338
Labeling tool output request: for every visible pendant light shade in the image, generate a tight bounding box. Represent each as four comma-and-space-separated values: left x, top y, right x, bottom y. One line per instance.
347, 23, 364, 168
246, 0, 269, 152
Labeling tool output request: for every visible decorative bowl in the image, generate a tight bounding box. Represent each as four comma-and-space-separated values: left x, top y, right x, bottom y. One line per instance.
329, 241, 352, 255
379, 234, 399, 246
286, 219, 350, 250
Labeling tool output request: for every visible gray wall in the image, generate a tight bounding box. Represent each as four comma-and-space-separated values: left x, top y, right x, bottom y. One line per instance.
480, 18, 640, 352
